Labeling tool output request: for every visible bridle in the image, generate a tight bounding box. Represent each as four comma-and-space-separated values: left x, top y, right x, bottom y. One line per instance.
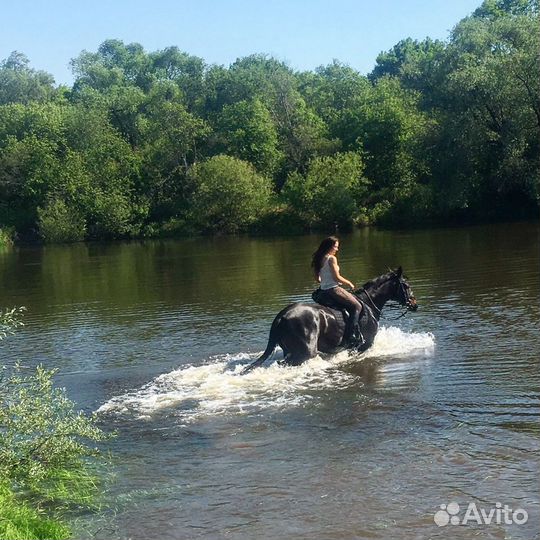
401, 278, 418, 310
356, 273, 417, 321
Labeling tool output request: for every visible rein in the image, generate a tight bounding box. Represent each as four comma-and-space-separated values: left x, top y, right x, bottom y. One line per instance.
355, 279, 412, 321
385, 278, 413, 320
384, 306, 410, 320
356, 287, 381, 315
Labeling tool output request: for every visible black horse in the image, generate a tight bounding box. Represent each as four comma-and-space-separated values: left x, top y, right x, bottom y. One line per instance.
242, 267, 417, 373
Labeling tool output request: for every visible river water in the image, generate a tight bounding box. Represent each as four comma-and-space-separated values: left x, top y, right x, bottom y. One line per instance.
1, 222, 539, 540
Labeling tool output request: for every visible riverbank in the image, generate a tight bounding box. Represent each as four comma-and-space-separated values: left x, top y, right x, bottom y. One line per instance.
3, 213, 538, 247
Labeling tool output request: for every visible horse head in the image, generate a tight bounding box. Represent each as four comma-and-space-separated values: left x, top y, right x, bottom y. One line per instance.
389, 266, 418, 311
358, 267, 418, 315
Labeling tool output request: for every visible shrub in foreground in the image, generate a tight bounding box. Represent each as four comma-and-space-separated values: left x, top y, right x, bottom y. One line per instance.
0, 307, 110, 539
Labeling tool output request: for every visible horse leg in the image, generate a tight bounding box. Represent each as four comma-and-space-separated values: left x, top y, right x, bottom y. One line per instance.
285, 352, 312, 366
279, 338, 317, 367
242, 354, 269, 373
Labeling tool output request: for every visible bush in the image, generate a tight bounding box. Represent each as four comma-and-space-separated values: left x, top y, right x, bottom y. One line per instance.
249, 204, 308, 235
188, 155, 272, 234
369, 184, 435, 227
0, 227, 15, 247
157, 217, 197, 237
282, 152, 369, 229
215, 98, 283, 177
88, 190, 138, 239
37, 199, 86, 243
0, 308, 111, 539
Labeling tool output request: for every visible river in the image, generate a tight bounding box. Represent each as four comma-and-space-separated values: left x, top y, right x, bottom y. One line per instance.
1, 221, 539, 539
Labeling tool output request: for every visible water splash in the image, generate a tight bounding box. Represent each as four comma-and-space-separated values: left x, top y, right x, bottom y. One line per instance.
97, 326, 434, 421
363, 326, 435, 359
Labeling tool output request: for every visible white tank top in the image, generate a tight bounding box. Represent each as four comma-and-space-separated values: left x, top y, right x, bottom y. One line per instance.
319, 256, 339, 290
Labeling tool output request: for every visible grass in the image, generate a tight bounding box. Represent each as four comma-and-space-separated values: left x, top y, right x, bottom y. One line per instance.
0, 484, 70, 540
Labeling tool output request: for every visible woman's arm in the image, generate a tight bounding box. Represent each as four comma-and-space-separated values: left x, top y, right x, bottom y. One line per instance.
328, 256, 355, 289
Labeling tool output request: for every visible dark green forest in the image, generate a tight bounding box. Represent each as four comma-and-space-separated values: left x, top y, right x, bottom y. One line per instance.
0, 0, 538, 243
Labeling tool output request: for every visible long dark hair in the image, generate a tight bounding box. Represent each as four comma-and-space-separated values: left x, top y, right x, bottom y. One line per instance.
311, 236, 339, 278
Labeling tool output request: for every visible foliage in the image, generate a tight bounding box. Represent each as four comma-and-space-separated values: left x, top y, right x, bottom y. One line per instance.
249, 205, 308, 235
299, 61, 371, 145
0, 483, 70, 540
0, 308, 111, 539
0, 364, 108, 501
0, 306, 26, 340
138, 82, 210, 220
215, 98, 283, 177
0, 226, 15, 247
283, 152, 369, 229
37, 198, 86, 243
0, 52, 56, 105
188, 155, 272, 233
0, 0, 538, 240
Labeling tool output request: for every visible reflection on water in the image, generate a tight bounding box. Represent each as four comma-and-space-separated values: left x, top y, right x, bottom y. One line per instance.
1, 221, 539, 540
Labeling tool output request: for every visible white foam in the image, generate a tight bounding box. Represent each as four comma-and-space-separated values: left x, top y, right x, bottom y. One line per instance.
97, 327, 435, 421
362, 326, 435, 359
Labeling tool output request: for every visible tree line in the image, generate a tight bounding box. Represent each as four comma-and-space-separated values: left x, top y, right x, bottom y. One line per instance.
0, 0, 538, 243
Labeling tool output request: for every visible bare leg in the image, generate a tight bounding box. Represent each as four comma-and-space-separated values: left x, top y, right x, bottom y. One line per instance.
324, 287, 363, 345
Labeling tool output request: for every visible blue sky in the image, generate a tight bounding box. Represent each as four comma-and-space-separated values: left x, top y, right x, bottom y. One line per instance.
3, 0, 482, 85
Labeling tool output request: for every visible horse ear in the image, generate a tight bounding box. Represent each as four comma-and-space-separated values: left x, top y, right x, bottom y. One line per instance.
396, 266, 403, 278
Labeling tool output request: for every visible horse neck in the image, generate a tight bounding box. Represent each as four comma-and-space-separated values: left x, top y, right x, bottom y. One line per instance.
357, 279, 394, 318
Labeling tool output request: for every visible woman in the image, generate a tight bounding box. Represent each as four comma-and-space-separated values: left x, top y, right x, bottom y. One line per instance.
311, 236, 363, 347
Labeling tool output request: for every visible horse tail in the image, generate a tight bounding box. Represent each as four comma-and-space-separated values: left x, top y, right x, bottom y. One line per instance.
241, 313, 282, 374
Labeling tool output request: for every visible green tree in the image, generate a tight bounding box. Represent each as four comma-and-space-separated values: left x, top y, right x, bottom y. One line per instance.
207, 55, 336, 184
430, 1, 540, 217
149, 46, 207, 113
0, 101, 67, 230
299, 61, 371, 143
355, 78, 434, 195
70, 39, 152, 92
473, 0, 538, 18
37, 198, 87, 244
0, 101, 146, 239
215, 98, 283, 177
188, 155, 272, 233
0, 52, 56, 105
369, 38, 447, 109
139, 82, 210, 220
71, 40, 207, 112
214, 54, 293, 108
283, 151, 368, 228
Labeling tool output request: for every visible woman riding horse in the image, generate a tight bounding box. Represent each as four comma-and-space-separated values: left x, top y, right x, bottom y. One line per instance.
311, 236, 363, 348
241, 265, 418, 373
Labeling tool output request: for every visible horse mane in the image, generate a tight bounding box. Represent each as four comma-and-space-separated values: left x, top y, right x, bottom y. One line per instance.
361, 271, 395, 291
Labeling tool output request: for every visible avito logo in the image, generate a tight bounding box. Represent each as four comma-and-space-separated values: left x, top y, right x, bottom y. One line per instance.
434, 501, 528, 527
